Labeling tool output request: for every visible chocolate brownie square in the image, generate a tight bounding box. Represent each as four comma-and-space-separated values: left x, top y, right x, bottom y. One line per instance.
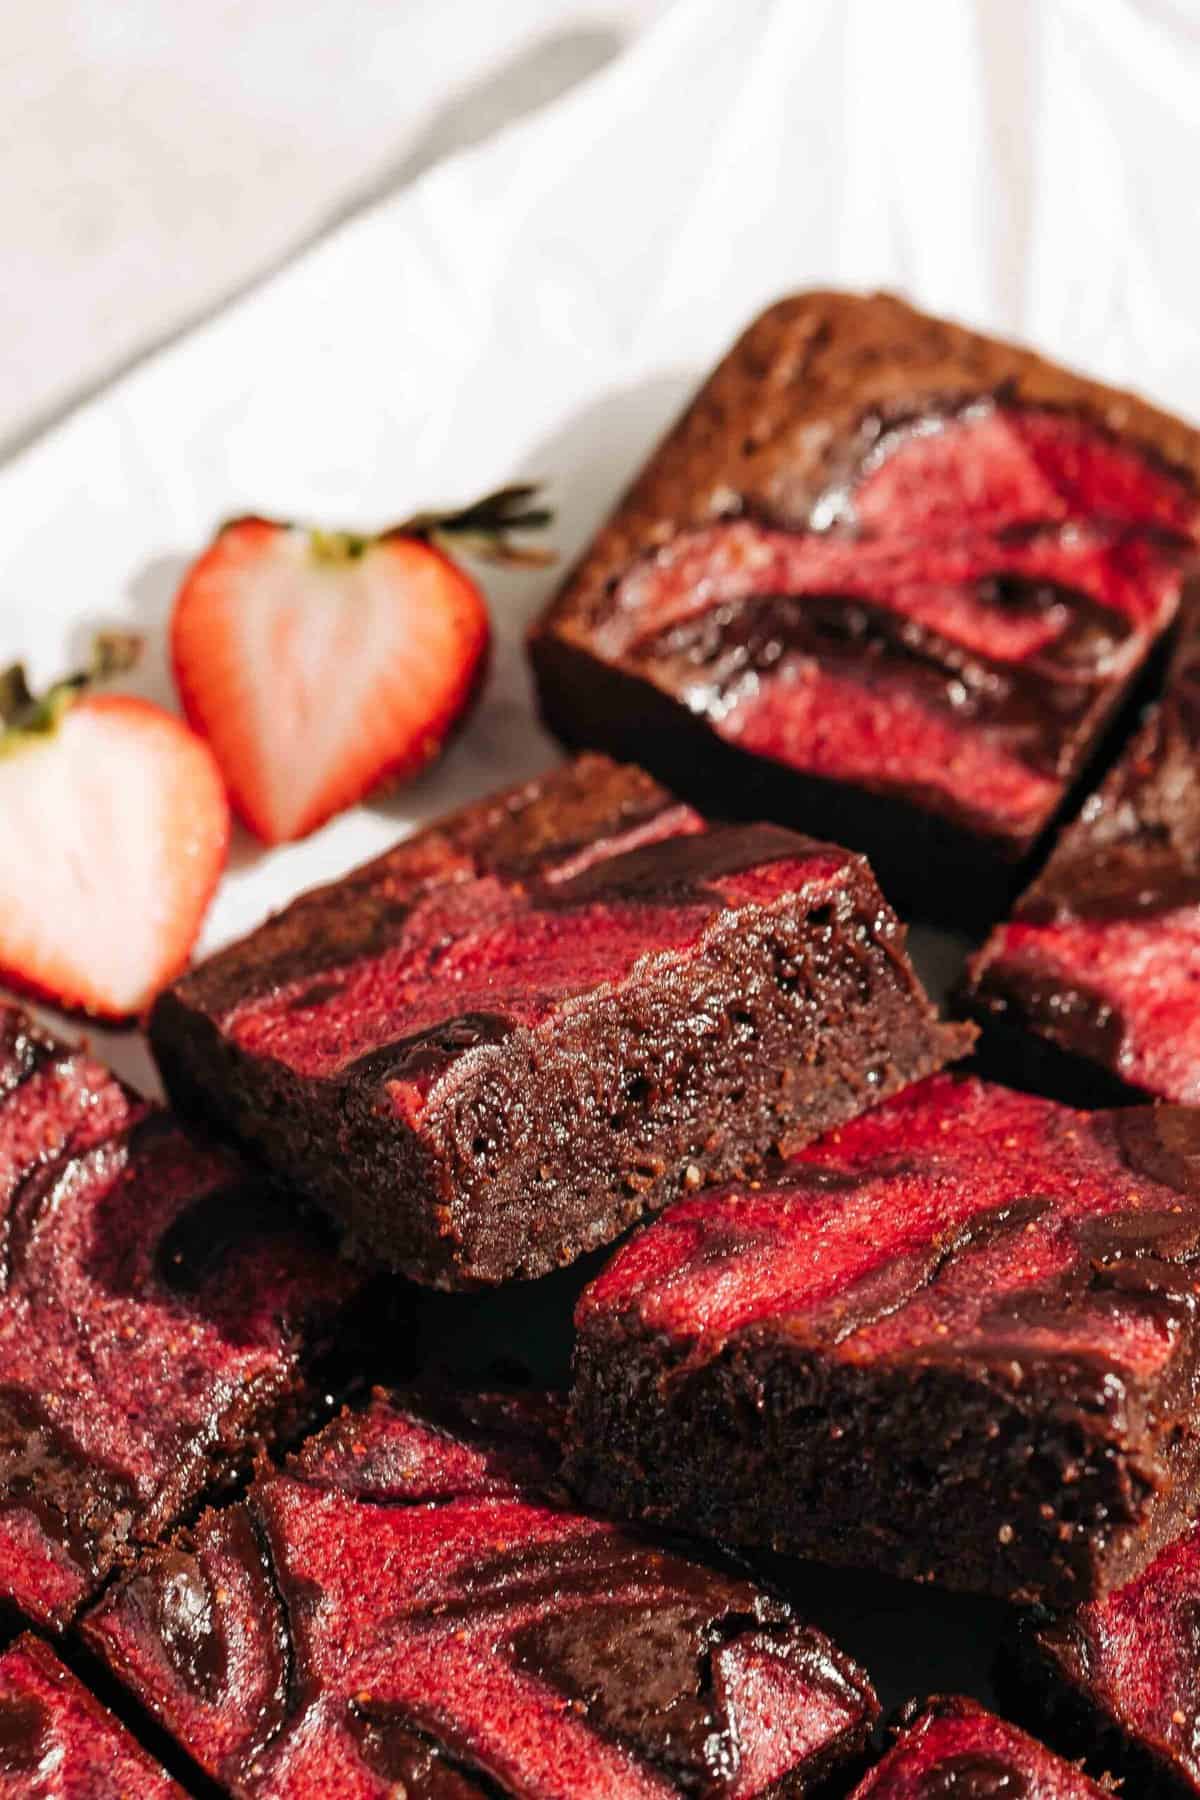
150, 754, 968, 1287
85, 1389, 879, 1797
0, 1634, 184, 1797
967, 589, 1200, 1104
530, 291, 1200, 924
1020, 1520, 1200, 1796
568, 1072, 1200, 1606
0, 1004, 357, 1630
848, 1696, 1107, 1798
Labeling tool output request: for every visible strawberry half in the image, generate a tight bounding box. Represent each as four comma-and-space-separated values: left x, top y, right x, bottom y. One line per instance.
0, 636, 229, 1021
171, 486, 552, 845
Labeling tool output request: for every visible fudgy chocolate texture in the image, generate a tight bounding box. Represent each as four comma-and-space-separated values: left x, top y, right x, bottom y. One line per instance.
85, 1389, 879, 1798
568, 1073, 1200, 1607
150, 754, 968, 1288
1018, 1519, 1200, 1797
0, 1634, 184, 1798
966, 590, 1200, 1104
0, 1003, 358, 1631
530, 291, 1200, 924
848, 1696, 1108, 1799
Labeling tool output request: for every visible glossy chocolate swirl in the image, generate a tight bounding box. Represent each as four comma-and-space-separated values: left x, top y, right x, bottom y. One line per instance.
0, 1694, 48, 1777
918, 1753, 1028, 1798
634, 581, 1133, 782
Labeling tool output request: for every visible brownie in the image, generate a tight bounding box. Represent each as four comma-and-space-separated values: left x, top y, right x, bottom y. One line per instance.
1018, 1519, 1200, 1796
149, 754, 968, 1287
848, 1696, 1108, 1798
567, 1071, 1200, 1606
84, 1388, 880, 1797
966, 588, 1200, 1104
529, 291, 1200, 924
0, 1634, 185, 1798
0, 1003, 358, 1630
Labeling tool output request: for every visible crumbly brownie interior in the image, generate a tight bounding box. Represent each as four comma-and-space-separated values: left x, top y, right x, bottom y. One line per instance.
570, 1320, 1200, 1611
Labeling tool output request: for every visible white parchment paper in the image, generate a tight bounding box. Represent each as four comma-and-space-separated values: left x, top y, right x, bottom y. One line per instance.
2, 0, 1199, 1090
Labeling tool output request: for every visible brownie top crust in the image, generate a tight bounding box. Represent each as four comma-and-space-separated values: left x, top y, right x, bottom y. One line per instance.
967, 589, 1200, 1101
849, 1695, 1107, 1797
1014, 593, 1200, 925
0, 1634, 184, 1798
161, 755, 886, 1110
295, 1387, 571, 1506
0, 1004, 356, 1628
87, 1389, 878, 1798
164, 754, 689, 1015
545, 291, 1200, 636
1031, 1519, 1200, 1789
577, 1073, 1200, 1409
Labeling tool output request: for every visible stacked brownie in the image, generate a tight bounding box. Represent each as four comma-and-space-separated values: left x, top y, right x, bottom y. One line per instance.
150, 754, 967, 1285
6, 291, 1200, 1792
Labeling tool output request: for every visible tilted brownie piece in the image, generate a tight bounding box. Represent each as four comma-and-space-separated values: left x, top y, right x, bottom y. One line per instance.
150, 754, 968, 1287
0, 1003, 358, 1631
966, 591, 1200, 1104
530, 291, 1200, 924
568, 1073, 1200, 1606
0, 1634, 185, 1798
848, 1696, 1107, 1799
85, 1388, 879, 1798
1020, 1520, 1200, 1796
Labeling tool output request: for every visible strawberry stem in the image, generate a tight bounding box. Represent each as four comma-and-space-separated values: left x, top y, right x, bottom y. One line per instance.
0, 632, 142, 757
310, 530, 370, 564
394, 483, 556, 568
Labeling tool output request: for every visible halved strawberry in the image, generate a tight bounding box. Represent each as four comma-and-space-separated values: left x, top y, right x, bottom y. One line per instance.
0, 637, 229, 1021
171, 486, 552, 844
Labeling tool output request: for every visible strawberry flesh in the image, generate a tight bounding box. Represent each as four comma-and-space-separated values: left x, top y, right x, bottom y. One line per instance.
171, 519, 490, 843
0, 695, 227, 1020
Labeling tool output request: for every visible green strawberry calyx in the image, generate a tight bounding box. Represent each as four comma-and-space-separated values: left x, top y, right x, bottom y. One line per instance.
0, 632, 142, 758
